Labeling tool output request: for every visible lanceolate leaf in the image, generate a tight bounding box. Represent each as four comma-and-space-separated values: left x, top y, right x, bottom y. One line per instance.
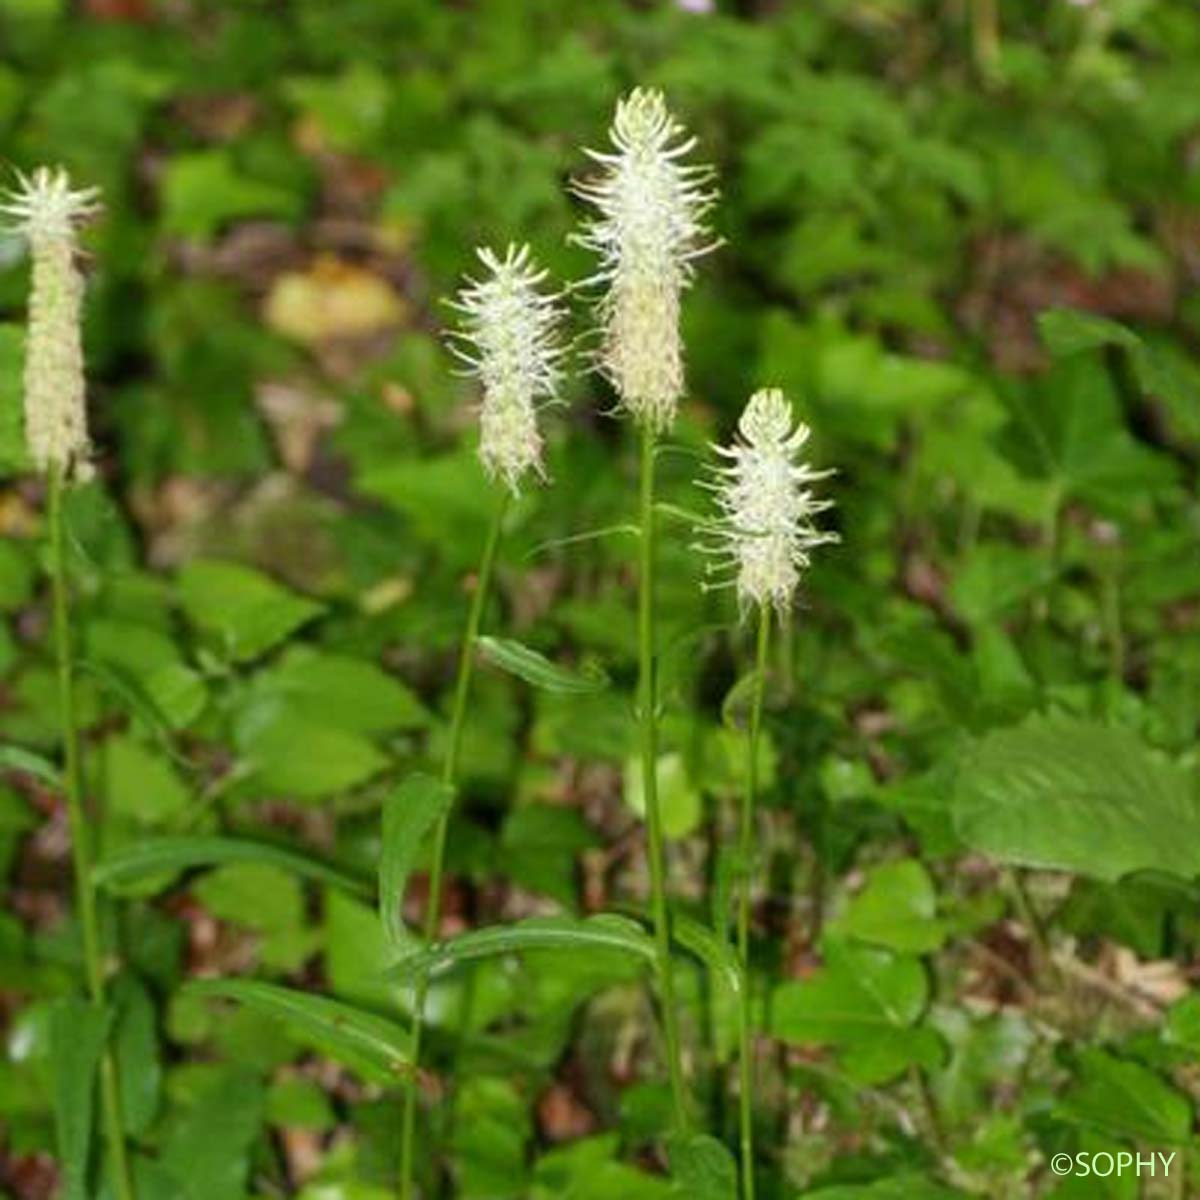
393, 915, 656, 980
380, 773, 454, 951
50, 997, 110, 1200
478, 636, 609, 693
0, 743, 63, 790
186, 980, 411, 1084
672, 913, 743, 999
954, 716, 1200, 882
93, 836, 371, 896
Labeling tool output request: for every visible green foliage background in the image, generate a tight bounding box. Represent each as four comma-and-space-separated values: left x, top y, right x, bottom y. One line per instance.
2, 0, 1200, 1196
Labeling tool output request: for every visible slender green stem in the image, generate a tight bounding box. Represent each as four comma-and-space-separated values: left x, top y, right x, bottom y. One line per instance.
399, 491, 508, 1200
637, 426, 690, 1133
736, 605, 770, 1200
47, 468, 135, 1200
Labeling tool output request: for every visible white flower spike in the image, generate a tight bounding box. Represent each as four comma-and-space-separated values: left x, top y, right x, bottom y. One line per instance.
574, 88, 717, 433
704, 388, 836, 614
447, 244, 565, 494
1, 166, 100, 481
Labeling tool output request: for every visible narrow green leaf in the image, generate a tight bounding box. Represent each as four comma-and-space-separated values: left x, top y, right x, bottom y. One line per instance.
393, 915, 656, 980
93, 836, 371, 896
113, 976, 161, 1136
672, 913, 743, 998
0, 742, 63, 789
50, 997, 110, 1200
380, 773, 454, 952
186, 980, 411, 1084
478, 636, 609, 694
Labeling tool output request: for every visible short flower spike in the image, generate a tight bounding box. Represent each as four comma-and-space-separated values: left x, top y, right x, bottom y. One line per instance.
1, 167, 100, 481
702, 388, 837, 614
574, 88, 717, 433
447, 244, 565, 494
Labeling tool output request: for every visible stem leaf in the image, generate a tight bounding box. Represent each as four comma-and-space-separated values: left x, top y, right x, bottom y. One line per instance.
186, 979, 411, 1084
380, 772, 454, 952
478, 636, 609, 693
93, 836, 370, 896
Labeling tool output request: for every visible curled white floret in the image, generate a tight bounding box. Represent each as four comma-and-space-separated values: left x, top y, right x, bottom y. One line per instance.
573, 88, 717, 433
701, 388, 836, 614
1, 167, 100, 481
447, 244, 565, 493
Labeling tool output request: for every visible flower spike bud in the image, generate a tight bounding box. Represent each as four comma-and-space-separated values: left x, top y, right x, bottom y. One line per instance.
702, 388, 837, 614
447, 243, 565, 494
573, 88, 717, 433
1, 167, 100, 482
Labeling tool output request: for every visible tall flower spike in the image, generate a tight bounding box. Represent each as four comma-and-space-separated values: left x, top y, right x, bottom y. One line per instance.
447, 244, 565, 494
1, 167, 100, 481
573, 88, 717, 433
703, 388, 837, 614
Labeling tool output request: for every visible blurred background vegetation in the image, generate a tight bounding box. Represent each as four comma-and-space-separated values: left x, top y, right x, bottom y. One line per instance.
2, 1, 1200, 1197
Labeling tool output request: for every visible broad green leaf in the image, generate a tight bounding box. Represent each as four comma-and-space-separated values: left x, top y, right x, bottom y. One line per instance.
452, 1075, 531, 1197
1058, 1049, 1191, 1145
161, 150, 301, 240
50, 997, 110, 1200
997, 356, 1174, 514
193, 863, 315, 972
380, 773, 454, 951
101, 735, 190, 826
186, 980, 411, 1084
235, 704, 388, 798
394, 915, 656, 980
159, 1064, 264, 1200
499, 803, 600, 907
93, 836, 370, 896
624, 752, 702, 840
78, 658, 192, 767
771, 939, 940, 1084
669, 1133, 737, 1199
0, 742, 62, 789
953, 716, 1200, 882
251, 646, 430, 734
1037, 308, 1138, 357
832, 859, 950, 953
478, 636, 609, 693
1166, 993, 1200, 1055
177, 560, 323, 663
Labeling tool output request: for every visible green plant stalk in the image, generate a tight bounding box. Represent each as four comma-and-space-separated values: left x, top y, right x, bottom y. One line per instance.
637, 426, 690, 1132
736, 604, 770, 1200
399, 491, 508, 1200
47, 468, 135, 1200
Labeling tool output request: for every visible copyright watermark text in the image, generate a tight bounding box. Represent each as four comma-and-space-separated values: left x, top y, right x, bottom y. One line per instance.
1050, 1151, 1175, 1178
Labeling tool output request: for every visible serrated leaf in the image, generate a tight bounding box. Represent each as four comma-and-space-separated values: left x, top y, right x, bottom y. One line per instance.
478, 636, 609, 694
1058, 1049, 1191, 1145
186, 980, 411, 1084
953, 715, 1200, 882
93, 836, 370, 896
380, 773, 454, 952
669, 1133, 737, 1199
